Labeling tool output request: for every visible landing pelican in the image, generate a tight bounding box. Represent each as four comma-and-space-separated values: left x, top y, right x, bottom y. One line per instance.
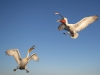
5, 45, 39, 73
55, 12, 98, 39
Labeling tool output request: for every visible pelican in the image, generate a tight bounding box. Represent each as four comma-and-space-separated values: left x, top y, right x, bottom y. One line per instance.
5, 45, 39, 73
55, 12, 99, 39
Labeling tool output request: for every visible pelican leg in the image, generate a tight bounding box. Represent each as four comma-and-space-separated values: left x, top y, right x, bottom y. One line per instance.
25, 69, 29, 73
69, 31, 75, 37
25, 66, 29, 73
13, 66, 19, 71
63, 32, 70, 35
13, 68, 18, 71
63, 32, 67, 35
13, 69, 16, 71
70, 32, 74, 37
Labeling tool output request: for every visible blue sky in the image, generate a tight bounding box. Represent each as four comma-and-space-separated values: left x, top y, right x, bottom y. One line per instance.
0, 0, 100, 75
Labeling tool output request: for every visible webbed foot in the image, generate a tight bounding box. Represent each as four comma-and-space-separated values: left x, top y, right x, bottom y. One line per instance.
26, 69, 29, 73
26, 71, 29, 73
13, 69, 16, 71
63, 33, 67, 35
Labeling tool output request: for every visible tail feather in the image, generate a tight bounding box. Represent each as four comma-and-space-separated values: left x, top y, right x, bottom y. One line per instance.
71, 33, 79, 39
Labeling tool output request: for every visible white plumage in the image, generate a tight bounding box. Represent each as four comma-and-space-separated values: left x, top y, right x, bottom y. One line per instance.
5, 45, 39, 73
55, 12, 98, 39
74, 16, 98, 32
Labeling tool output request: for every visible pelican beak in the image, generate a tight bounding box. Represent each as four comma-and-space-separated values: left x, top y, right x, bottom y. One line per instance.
58, 27, 61, 31
54, 12, 59, 15
57, 20, 61, 22
58, 28, 61, 31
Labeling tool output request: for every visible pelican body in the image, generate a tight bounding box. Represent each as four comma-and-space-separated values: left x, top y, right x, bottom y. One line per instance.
55, 12, 99, 39
5, 45, 39, 73
19, 58, 28, 70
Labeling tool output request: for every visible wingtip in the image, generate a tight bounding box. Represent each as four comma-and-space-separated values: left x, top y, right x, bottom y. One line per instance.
95, 15, 98, 17
95, 15, 99, 18
93, 15, 99, 20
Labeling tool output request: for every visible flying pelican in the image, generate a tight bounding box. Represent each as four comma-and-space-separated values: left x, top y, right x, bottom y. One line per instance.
5, 45, 39, 73
55, 12, 99, 39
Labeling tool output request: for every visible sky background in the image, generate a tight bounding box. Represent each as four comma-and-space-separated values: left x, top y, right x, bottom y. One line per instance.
0, 0, 100, 75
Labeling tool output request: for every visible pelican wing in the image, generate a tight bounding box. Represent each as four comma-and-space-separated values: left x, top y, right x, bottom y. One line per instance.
5, 49, 21, 65
74, 15, 98, 32
28, 53, 39, 62
28, 45, 35, 53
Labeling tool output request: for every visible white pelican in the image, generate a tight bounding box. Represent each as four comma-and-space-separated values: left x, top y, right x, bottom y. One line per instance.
55, 12, 99, 39
5, 45, 39, 73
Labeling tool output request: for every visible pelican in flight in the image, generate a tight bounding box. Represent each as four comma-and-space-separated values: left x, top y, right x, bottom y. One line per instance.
5, 45, 39, 73
55, 12, 98, 39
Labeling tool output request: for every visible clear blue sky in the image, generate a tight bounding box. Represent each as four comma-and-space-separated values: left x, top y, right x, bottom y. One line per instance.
0, 0, 100, 75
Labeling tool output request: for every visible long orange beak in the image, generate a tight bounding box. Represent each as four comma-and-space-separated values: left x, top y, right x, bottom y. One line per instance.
57, 19, 66, 24
60, 19, 66, 23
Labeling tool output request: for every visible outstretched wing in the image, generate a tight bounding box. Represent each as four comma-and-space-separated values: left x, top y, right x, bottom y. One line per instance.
74, 15, 98, 32
28, 53, 39, 62
5, 49, 21, 65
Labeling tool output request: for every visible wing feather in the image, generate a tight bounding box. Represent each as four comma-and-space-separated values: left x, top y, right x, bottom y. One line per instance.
75, 15, 98, 32
28, 53, 39, 62
5, 49, 21, 64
